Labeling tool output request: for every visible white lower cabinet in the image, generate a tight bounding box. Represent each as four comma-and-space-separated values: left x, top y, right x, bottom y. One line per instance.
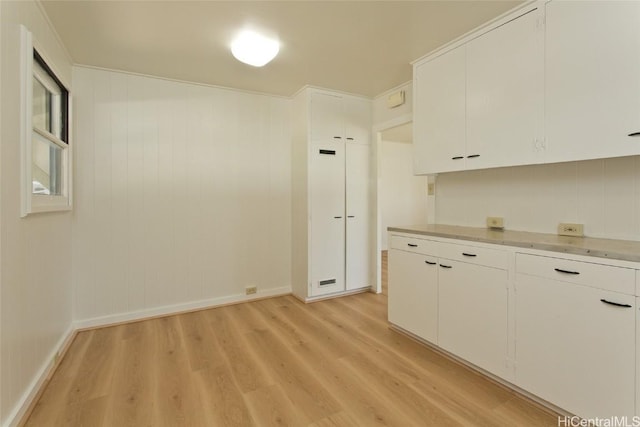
388, 231, 640, 419
388, 248, 438, 343
515, 257, 636, 420
438, 260, 508, 379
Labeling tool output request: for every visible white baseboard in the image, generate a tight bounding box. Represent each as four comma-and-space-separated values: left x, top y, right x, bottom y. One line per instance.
73, 286, 292, 330
4, 324, 76, 427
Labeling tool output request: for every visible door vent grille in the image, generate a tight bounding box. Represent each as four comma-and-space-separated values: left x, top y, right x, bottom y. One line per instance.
319, 279, 336, 286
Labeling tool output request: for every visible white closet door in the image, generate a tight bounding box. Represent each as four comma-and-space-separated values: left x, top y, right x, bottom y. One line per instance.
310, 144, 345, 296
310, 92, 344, 143
345, 143, 370, 290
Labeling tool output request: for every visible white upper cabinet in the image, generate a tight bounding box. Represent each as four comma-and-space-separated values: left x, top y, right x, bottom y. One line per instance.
310, 91, 371, 144
544, 1, 640, 163
466, 9, 544, 170
413, 6, 542, 175
413, 46, 466, 174
310, 92, 344, 143
344, 97, 371, 144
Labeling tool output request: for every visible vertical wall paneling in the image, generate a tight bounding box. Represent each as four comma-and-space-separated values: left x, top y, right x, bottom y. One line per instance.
72, 67, 292, 323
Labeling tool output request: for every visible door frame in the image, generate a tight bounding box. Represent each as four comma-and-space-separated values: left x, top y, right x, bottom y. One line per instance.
371, 114, 413, 294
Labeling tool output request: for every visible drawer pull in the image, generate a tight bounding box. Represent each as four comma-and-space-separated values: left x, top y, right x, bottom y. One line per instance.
466, 154, 480, 158
554, 268, 580, 275
407, 243, 418, 247
628, 132, 640, 137
425, 260, 437, 265
451, 156, 464, 160
439, 264, 452, 269
462, 253, 477, 257
333, 136, 342, 139
600, 299, 632, 308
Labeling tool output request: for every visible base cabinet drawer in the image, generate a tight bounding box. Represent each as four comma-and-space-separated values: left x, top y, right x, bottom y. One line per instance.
515, 273, 635, 419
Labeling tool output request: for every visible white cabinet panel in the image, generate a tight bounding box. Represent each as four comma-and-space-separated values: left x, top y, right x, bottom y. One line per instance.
310, 144, 345, 296
413, 46, 466, 175
344, 97, 371, 145
310, 92, 344, 143
545, 1, 640, 163
388, 249, 438, 343
346, 144, 370, 290
516, 273, 635, 420
438, 260, 509, 379
466, 9, 544, 169
390, 235, 439, 257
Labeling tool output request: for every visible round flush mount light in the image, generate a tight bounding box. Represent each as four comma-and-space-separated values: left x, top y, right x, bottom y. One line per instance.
231, 30, 280, 67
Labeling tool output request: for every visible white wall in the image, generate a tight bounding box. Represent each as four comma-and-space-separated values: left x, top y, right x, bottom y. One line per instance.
435, 156, 640, 241
380, 140, 427, 249
373, 81, 412, 128
0, 2, 73, 425
72, 67, 292, 324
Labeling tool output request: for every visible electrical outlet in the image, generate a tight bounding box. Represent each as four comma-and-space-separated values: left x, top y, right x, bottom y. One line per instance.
245, 286, 257, 295
427, 183, 435, 196
486, 216, 504, 229
558, 223, 584, 237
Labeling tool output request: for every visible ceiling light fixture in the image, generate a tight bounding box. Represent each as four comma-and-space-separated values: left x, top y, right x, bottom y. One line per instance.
231, 30, 280, 67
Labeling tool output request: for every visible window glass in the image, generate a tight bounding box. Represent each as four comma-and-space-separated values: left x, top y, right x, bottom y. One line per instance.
32, 131, 62, 196
32, 77, 51, 133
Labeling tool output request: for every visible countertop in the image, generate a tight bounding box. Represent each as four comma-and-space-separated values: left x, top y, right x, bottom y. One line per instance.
387, 224, 640, 263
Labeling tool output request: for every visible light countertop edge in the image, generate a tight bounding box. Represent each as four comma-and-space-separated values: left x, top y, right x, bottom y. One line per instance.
387, 224, 640, 264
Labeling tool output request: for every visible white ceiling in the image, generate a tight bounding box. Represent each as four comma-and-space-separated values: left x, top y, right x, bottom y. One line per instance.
41, 0, 519, 98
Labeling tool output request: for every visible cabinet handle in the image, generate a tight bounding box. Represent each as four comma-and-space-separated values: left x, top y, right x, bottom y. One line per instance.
425, 260, 437, 265
347, 215, 355, 218
451, 156, 464, 160
628, 132, 640, 137
346, 137, 354, 141
467, 154, 480, 158
333, 136, 342, 139
439, 264, 452, 269
600, 299, 632, 308
554, 268, 580, 275
462, 253, 477, 257
407, 243, 418, 247
334, 216, 342, 219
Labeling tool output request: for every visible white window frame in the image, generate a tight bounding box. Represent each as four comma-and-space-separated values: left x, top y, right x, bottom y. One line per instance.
20, 26, 72, 217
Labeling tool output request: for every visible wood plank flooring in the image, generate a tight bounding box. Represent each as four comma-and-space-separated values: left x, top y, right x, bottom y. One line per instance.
23, 254, 557, 426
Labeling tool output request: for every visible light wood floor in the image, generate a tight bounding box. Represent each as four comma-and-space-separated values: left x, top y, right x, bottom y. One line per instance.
23, 255, 557, 426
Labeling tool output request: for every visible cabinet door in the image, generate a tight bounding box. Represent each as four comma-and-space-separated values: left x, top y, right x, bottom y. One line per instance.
344, 96, 371, 145
310, 144, 345, 296
345, 144, 370, 290
438, 260, 508, 379
388, 249, 438, 343
516, 274, 635, 419
545, 1, 640, 163
310, 92, 344, 143
413, 46, 466, 174
466, 8, 544, 169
